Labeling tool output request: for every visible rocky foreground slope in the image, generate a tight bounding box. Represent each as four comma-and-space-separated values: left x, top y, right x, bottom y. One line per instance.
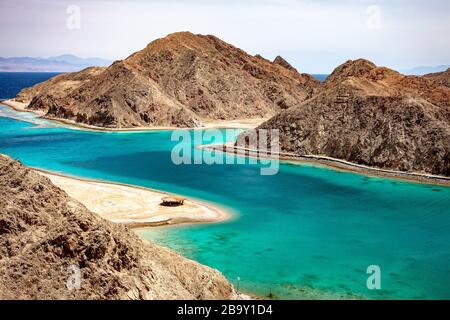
0, 154, 235, 299
16, 32, 319, 128
254, 59, 450, 176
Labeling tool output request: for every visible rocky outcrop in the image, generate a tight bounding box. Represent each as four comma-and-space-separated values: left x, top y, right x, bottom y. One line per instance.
17, 32, 319, 128
253, 59, 450, 176
273, 56, 298, 73
423, 68, 450, 88
0, 154, 236, 300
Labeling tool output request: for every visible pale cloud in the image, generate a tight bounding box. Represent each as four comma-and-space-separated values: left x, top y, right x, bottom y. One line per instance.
0, 0, 449, 73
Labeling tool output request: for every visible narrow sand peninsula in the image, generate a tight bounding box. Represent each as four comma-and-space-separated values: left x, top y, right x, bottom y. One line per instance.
203, 144, 450, 186
36, 170, 231, 228
200, 118, 268, 129
1, 99, 265, 131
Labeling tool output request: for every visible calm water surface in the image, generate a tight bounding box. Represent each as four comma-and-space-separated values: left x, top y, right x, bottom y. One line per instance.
0, 72, 61, 99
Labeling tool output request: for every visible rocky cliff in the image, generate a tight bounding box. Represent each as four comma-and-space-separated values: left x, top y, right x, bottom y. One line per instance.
255, 59, 450, 176
16, 32, 319, 128
0, 154, 236, 300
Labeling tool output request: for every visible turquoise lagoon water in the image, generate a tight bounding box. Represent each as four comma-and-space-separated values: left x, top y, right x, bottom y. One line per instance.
0, 104, 449, 299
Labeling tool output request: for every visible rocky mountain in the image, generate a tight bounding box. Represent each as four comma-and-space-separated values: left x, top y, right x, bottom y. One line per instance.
423, 68, 450, 88
254, 59, 450, 176
16, 32, 319, 128
273, 56, 298, 73
16, 67, 105, 103
0, 154, 235, 300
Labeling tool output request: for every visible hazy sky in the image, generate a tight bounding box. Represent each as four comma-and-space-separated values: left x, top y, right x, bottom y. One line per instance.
0, 0, 449, 73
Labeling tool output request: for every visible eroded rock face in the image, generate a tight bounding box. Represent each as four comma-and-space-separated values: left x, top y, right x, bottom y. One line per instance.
0, 154, 236, 300
17, 32, 319, 128
254, 59, 450, 176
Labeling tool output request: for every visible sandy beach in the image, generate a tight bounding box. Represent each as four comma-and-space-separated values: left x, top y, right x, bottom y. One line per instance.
0, 99, 46, 116
0, 99, 266, 131
200, 118, 268, 129
36, 169, 231, 228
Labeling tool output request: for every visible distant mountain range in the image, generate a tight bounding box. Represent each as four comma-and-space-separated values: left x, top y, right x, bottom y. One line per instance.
0, 55, 112, 72
400, 65, 450, 76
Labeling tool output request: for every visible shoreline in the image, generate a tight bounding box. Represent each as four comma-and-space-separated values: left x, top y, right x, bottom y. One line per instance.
29, 169, 254, 300
0, 99, 46, 116
32, 167, 234, 228
2, 99, 448, 186
0, 99, 266, 132
202, 144, 450, 187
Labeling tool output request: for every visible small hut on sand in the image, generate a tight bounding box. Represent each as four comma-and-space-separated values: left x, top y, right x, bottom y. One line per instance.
160, 196, 185, 207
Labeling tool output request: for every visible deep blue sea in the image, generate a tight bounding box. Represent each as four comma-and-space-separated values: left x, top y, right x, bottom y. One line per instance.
312, 74, 328, 82
0, 73, 449, 300
0, 72, 61, 99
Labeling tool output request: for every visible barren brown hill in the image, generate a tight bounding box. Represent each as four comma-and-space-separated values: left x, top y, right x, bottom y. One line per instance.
16, 32, 319, 128
15, 67, 105, 103
254, 59, 450, 176
0, 154, 236, 300
423, 68, 450, 88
